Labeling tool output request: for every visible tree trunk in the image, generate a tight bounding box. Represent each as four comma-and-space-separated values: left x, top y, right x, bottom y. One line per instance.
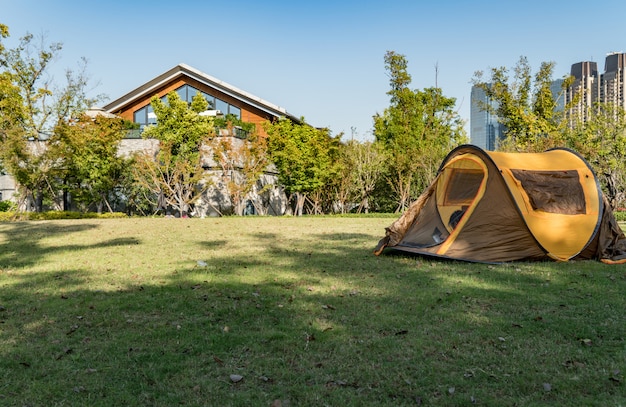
294, 192, 306, 216
605, 172, 619, 209
35, 189, 44, 213
234, 199, 245, 216
357, 195, 366, 214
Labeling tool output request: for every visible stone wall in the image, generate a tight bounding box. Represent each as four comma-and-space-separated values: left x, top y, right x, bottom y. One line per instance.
0, 137, 289, 216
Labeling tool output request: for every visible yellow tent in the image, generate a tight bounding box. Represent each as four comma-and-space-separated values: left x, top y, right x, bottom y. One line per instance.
375, 145, 626, 263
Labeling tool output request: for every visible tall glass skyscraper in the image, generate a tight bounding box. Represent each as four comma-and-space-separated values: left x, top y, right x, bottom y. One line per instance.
470, 84, 504, 151
471, 79, 565, 150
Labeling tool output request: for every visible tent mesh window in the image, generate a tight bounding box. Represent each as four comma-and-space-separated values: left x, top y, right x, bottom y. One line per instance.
443, 169, 484, 206
510, 169, 586, 215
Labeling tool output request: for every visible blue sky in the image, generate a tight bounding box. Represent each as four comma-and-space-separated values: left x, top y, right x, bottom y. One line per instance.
3, 0, 626, 141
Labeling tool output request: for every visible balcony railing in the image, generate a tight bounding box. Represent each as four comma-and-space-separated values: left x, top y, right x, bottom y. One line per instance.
124, 126, 249, 140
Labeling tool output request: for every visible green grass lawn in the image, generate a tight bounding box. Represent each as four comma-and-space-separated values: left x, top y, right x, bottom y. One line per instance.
0, 217, 624, 406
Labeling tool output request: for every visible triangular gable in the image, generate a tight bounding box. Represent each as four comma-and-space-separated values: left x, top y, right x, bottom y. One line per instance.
102, 64, 300, 123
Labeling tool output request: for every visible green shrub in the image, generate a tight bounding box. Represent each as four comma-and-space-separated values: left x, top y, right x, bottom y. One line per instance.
0, 212, 15, 221
0, 211, 128, 221
0, 200, 13, 212
614, 210, 626, 222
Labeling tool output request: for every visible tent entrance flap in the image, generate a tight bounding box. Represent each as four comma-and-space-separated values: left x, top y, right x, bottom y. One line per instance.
398, 192, 449, 248
439, 168, 483, 232
398, 153, 487, 252
436, 154, 487, 235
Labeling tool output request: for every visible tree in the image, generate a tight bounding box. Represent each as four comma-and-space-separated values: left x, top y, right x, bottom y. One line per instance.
474, 56, 626, 208
0, 24, 23, 150
133, 146, 209, 217
51, 115, 128, 212
0, 27, 100, 211
342, 139, 386, 213
472, 56, 569, 152
307, 133, 342, 215
329, 141, 353, 214
133, 91, 213, 217
264, 118, 341, 216
374, 51, 466, 212
564, 102, 626, 209
210, 122, 269, 215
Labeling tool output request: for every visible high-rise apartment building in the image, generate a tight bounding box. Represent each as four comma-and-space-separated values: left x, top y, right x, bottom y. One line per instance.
566, 52, 626, 122
601, 52, 626, 110
470, 84, 505, 150
565, 61, 600, 123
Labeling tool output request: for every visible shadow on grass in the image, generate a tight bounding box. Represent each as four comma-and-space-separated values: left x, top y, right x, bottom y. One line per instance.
0, 222, 98, 269
0, 221, 623, 406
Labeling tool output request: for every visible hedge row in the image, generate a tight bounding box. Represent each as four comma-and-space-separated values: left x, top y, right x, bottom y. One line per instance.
0, 209, 625, 223
0, 211, 128, 222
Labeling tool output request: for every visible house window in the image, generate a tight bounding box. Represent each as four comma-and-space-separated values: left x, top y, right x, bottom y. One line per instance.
174, 85, 215, 110
177, 85, 240, 119
176, 86, 187, 101
133, 105, 155, 128
229, 105, 241, 118
203, 93, 216, 109
133, 106, 146, 125
132, 84, 241, 128
215, 98, 228, 115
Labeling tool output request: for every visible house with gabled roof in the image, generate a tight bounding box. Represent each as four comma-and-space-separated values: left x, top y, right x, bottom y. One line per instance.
1, 64, 301, 216
101, 63, 302, 217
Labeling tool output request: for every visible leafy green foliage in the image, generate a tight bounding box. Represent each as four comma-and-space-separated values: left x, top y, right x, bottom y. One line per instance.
0, 200, 13, 212
213, 114, 256, 137
264, 118, 342, 215
472, 56, 567, 152
134, 92, 214, 217
374, 51, 467, 212
143, 92, 212, 159
0, 27, 102, 211
51, 116, 129, 212
337, 140, 386, 213
564, 102, 626, 208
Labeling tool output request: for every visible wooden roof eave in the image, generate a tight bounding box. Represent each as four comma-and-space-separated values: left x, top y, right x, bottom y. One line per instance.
102, 63, 301, 123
